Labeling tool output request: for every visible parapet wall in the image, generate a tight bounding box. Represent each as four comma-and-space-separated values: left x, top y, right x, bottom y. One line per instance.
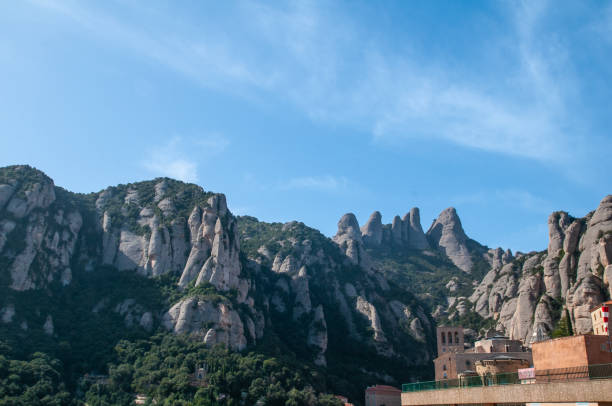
401, 379, 612, 405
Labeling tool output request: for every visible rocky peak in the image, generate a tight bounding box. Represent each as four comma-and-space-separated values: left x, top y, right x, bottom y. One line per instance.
391, 215, 403, 244
360, 208, 429, 251
334, 213, 361, 241
427, 207, 473, 273
333, 213, 370, 267
407, 207, 430, 250
361, 211, 383, 246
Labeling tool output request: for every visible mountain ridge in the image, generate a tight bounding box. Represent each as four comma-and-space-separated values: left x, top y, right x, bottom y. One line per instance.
1, 164, 610, 405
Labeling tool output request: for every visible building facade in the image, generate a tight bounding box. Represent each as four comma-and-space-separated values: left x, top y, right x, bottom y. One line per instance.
474, 336, 524, 353
532, 334, 612, 370
435, 351, 533, 381
436, 326, 465, 355
365, 385, 401, 406
591, 300, 612, 336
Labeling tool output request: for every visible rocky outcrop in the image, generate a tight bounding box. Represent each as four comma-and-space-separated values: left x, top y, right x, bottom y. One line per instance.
308, 305, 328, 366
163, 297, 248, 350
466, 195, 612, 341
361, 211, 383, 246
355, 296, 386, 343
407, 208, 430, 250
0, 168, 82, 291
427, 208, 473, 273
94, 182, 244, 293
359, 208, 429, 251
333, 213, 370, 268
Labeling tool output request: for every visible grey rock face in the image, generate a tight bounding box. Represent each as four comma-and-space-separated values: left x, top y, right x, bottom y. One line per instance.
0, 184, 15, 209
427, 207, 473, 273
308, 305, 328, 366
391, 216, 403, 244
163, 297, 247, 351
0, 174, 80, 291
1, 304, 15, 323
43, 315, 54, 336
292, 266, 312, 320
407, 208, 430, 250
361, 211, 383, 246
360, 208, 429, 250
355, 296, 386, 342
6, 206, 82, 291
333, 213, 370, 268
466, 195, 612, 340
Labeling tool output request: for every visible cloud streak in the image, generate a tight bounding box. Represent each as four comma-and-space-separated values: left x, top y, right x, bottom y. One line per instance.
281, 175, 350, 192
142, 134, 230, 182
28, 0, 585, 163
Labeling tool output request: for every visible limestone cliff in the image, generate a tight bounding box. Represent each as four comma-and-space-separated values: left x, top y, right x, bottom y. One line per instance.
465, 196, 612, 342
427, 207, 473, 273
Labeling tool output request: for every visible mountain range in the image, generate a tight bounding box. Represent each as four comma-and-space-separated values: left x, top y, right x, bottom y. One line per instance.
1, 164, 610, 405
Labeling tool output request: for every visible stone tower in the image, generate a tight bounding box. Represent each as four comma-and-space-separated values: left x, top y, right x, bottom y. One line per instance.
436, 326, 464, 356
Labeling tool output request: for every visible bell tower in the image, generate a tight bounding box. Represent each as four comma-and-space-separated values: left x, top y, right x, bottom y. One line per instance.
436, 326, 464, 356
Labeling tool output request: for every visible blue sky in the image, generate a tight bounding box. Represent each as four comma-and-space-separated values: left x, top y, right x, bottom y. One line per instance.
1, 0, 611, 253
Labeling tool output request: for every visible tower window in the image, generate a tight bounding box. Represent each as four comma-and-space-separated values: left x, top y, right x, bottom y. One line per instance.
448, 332, 453, 344
441, 332, 446, 344
455, 331, 459, 343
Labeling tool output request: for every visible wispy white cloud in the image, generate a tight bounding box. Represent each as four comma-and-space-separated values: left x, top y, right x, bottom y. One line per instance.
281, 175, 350, 192
28, 0, 583, 163
142, 137, 198, 182
142, 134, 230, 182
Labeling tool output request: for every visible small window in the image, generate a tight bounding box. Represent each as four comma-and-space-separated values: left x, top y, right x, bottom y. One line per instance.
448, 332, 453, 344
442, 348, 446, 353
466, 360, 470, 366
443, 364, 447, 371
443, 372, 447, 379
441, 333, 446, 344
455, 331, 459, 343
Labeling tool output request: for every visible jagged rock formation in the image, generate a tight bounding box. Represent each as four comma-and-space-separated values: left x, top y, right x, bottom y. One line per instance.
163, 297, 252, 351
0, 167, 82, 291
466, 196, 612, 342
361, 211, 383, 246
240, 216, 435, 367
359, 208, 431, 251
1, 164, 609, 384
333, 213, 370, 268
427, 208, 473, 273
406, 208, 430, 250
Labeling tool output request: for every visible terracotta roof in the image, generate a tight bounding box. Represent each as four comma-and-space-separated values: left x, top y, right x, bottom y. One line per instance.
365, 385, 401, 394
589, 300, 612, 313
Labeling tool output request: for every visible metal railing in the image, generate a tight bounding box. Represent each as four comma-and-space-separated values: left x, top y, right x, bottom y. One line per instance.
402, 363, 612, 393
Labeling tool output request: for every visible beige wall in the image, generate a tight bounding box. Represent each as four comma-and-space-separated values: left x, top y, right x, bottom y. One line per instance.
437, 326, 464, 356
474, 338, 523, 353
475, 359, 530, 377
401, 378, 612, 405
434, 352, 532, 381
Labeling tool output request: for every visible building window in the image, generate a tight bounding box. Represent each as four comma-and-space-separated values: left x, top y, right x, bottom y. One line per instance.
455, 331, 459, 343
443, 372, 447, 379
442, 348, 446, 353
443, 364, 447, 371
441, 332, 446, 344
448, 332, 453, 344
466, 360, 470, 366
